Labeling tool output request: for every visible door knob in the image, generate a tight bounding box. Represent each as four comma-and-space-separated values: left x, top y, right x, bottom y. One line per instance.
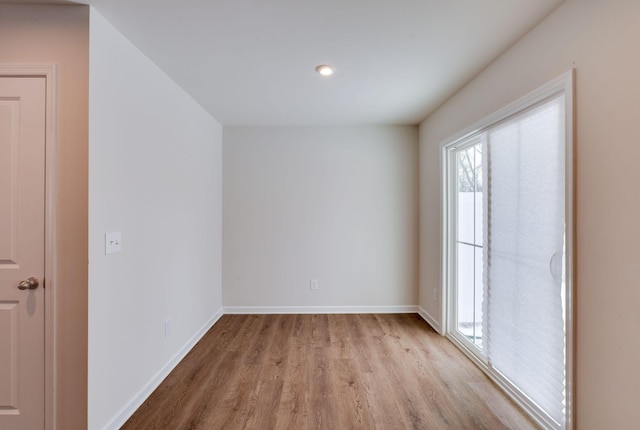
17, 277, 39, 291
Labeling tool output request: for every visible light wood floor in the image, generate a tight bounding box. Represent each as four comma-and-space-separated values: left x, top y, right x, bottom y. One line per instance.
122, 314, 538, 429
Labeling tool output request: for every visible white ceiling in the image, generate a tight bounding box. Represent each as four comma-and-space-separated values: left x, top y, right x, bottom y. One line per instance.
82, 0, 564, 126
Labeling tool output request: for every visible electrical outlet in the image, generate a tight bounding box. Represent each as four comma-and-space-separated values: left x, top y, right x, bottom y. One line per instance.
165, 318, 172, 337
310, 279, 319, 291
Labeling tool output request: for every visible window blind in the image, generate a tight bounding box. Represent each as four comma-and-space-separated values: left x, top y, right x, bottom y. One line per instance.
483, 94, 566, 427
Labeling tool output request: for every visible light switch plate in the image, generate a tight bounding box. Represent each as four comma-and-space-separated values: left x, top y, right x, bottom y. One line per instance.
105, 232, 122, 254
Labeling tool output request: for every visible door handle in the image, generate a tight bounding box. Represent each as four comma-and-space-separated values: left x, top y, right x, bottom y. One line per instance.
17, 277, 39, 291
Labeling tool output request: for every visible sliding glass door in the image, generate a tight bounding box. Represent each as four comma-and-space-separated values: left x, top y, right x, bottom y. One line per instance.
443, 72, 574, 430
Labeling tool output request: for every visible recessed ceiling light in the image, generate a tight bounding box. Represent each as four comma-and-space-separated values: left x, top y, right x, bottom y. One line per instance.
315, 65, 334, 76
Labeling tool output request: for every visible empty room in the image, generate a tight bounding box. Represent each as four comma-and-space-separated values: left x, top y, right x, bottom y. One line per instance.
1, 1, 640, 429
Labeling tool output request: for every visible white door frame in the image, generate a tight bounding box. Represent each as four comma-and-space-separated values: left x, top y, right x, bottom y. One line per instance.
0, 64, 58, 430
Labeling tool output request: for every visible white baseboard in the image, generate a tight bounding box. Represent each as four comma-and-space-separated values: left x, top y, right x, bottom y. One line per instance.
417, 306, 442, 334
223, 305, 419, 314
102, 307, 224, 430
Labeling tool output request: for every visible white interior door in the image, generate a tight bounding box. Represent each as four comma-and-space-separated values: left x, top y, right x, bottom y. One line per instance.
0, 76, 46, 430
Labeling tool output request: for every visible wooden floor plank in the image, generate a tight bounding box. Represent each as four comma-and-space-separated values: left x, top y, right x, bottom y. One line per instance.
121, 314, 539, 430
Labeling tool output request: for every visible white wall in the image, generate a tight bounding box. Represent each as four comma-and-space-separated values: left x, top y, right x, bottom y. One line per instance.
88, 9, 223, 430
223, 126, 418, 310
419, 0, 640, 427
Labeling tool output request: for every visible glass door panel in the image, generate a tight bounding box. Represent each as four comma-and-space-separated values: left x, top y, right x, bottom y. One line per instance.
452, 141, 484, 353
